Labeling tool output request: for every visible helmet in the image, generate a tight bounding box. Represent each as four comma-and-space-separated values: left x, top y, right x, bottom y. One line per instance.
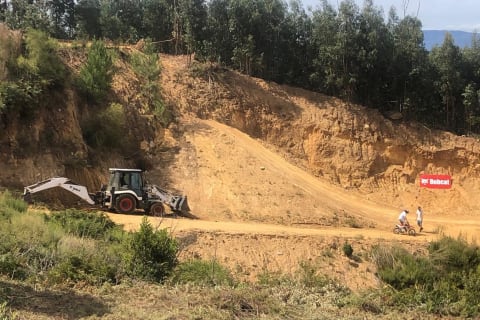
405, 210, 409, 214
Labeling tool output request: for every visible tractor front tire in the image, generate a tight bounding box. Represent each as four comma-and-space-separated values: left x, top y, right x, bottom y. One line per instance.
149, 202, 165, 217
116, 194, 136, 214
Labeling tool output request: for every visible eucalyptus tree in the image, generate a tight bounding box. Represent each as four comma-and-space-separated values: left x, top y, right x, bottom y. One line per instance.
251, 0, 288, 81
3, 0, 52, 33
356, 0, 392, 107
330, 0, 361, 101
388, 12, 432, 121
228, 0, 261, 75
203, 0, 232, 63
461, 33, 480, 133
142, 0, 174, 45
0, 0, 7, 21
278, 0, 314, 87
310, 0, 339, 95
75, 0, 102, 39
177, 0, 208, 57
429, 33, 464, 131
99, 0, 144, 42
49, 0, 76, 39
462, 83, 480, 133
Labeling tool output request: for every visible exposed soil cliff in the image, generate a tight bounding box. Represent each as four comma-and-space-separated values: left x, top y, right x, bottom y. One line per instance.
159, 55, 480, 218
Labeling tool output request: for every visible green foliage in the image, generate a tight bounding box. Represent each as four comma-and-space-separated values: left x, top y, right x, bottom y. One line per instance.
47, 209, 117, 240
297, 261, 331, 288
4, 2, 480, 134
129, 40, 167, 122
342, 242, 353, 258
78, 39, 114, 101
0, 301, 16, 320
372, 237, 480, 317
0, 80, 42, 115
125, 217, 178, 282
16, 29, 66, 86
169, 259, 234, 286
0, 191, 27, 216
0, 191, 172, 286
0, 206, 62, 280
81, 103, 130, 150
0, 29, 64, 117
47, 236, 123, 285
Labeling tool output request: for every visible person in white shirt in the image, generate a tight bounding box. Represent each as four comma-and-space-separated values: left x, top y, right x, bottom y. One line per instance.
398, 210, 409, 228
416, 206, 423, 232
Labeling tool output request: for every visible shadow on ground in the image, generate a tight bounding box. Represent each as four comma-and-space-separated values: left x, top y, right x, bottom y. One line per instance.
2, 280, 109, 319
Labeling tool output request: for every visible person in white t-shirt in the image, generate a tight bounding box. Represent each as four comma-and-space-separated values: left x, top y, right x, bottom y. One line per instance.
398, 210, 409, 228
416, 206, 423, 232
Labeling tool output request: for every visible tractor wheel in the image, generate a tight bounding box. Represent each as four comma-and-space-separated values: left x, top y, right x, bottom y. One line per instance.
116, 194, 136, 214
149, 202, 165, 217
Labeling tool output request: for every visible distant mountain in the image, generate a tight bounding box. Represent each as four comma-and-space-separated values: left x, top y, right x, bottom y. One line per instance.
423, 30, 475, 50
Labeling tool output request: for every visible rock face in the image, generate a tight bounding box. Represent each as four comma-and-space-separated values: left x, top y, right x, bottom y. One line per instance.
160, 56, 480, 216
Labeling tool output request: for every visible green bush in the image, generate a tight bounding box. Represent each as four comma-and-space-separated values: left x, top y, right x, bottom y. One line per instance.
0, 29, 64, 117
257, 269, 292, 286
0, 80, 43, 117
81, 103, 131, 150
0, 191, 27, 218
297, 261, 332, 288
0, 204, 62, 280
78, 39, 114, 101
169, 259, 234, 286
428, 236, 480, 272
372, 237, 480, 317
48, 236, 123, 285
125, 217, 178, 282
342, 242, 353, 258
16, 29, 66, 86
47, 209, 117, 240
129, 39, 167, 122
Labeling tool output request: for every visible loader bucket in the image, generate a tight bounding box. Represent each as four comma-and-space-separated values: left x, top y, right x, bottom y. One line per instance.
175, 195, 190, 213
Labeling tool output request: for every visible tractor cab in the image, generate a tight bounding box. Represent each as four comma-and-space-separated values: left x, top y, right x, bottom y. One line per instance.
107, 168, 144, 197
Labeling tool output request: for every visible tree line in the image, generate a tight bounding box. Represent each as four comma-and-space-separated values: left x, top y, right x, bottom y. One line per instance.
2, 0, 480, 135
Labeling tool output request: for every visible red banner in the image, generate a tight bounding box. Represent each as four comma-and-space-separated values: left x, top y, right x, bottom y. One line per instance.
419, 174, 452, 189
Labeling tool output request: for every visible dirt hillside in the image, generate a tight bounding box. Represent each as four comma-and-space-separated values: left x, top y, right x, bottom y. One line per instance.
123, 54, 480, 288
2, 50, 480, 290
158, 55, 480, 219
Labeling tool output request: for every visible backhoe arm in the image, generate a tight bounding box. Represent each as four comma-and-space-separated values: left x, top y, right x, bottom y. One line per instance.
23, 177, 95, 205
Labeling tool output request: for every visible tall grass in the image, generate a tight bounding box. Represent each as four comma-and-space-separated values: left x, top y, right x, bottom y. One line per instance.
371, 237, 480, 317
0, 191, 178, 286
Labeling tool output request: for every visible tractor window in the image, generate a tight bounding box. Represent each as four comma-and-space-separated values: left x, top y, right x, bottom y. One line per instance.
130, 173, 142, 196
120, 173, 129, 187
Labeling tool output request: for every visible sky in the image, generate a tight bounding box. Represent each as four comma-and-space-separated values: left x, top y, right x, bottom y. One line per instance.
302, 0, 480, 32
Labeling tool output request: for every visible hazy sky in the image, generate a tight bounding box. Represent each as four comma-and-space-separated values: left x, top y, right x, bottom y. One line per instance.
302, 0, 480, 31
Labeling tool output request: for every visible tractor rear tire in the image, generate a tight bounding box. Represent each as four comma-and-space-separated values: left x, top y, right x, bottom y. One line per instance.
149, 202, 165, 217
116, 194, 136, 214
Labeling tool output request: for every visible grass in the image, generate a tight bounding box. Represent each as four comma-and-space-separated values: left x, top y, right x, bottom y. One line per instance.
0, 191, 478, 319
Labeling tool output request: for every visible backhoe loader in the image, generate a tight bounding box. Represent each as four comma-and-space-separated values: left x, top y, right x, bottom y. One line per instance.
23, 168, 189, 216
